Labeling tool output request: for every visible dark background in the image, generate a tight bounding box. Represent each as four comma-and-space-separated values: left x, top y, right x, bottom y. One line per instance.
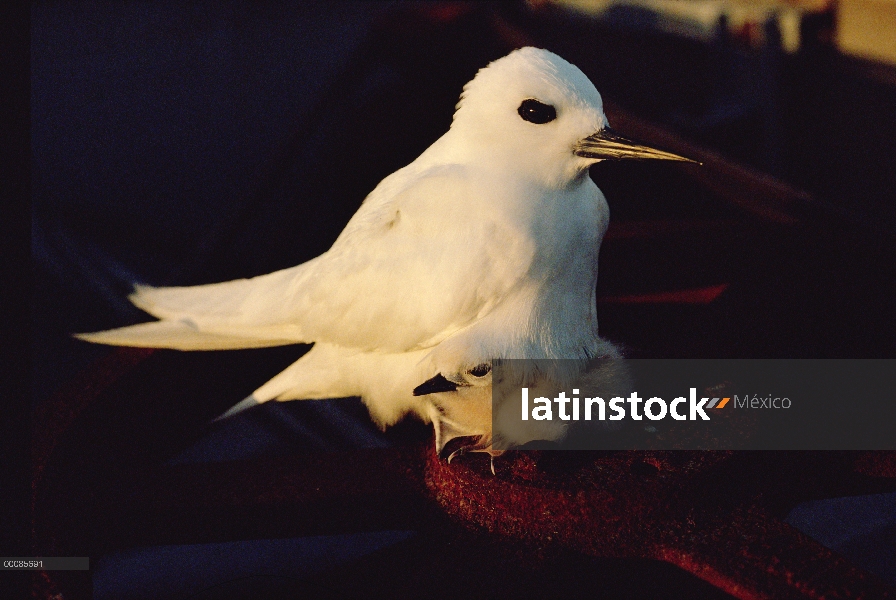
31, 1, 896, 598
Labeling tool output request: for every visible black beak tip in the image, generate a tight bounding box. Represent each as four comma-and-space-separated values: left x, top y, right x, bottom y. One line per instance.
413, 373, 459, 396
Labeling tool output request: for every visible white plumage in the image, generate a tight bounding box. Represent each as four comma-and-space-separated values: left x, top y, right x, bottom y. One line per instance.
77, 47, 691, 453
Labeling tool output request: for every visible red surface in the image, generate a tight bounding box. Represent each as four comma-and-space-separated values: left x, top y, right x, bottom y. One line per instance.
600, 283, 729, 305
423, 449, 896, 599
32, 349, 896, 600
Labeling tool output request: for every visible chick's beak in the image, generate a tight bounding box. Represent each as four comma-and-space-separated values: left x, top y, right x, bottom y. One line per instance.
574, 127, 698, 163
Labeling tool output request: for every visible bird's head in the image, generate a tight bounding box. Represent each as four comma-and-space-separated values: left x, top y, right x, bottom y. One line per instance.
412, 353, 634, 464
450, 47, 694, 188
413, 363, 496, 461
412, 361, 568, 462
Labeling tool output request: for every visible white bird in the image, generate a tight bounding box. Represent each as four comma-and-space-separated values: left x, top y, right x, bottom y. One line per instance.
76, 47, 692, 456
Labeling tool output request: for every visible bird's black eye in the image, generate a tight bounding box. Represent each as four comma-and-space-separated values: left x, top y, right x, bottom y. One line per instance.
469, 363, 491, 377
517, 99, 556, 124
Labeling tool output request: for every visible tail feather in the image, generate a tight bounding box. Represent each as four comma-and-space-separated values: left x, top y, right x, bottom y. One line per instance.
212, 395, 262, 421
128, 281, 253, 321
74, 320, 301, 351
76, 263, 320, 351
127, 260, 317, 326
130, 276, 271, 323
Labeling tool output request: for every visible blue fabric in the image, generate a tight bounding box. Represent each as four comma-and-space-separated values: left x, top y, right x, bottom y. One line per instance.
93, 531, 415, 600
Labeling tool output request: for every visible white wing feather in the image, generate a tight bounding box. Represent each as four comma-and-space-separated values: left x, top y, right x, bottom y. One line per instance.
74, 320, 300, 350
78, 165, 534, 353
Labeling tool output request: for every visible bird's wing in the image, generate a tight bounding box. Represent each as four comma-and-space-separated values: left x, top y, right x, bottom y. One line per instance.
74, 319, 301, 350
74, 262, 319, 349
280, 165, 535, 351
79, 166, 534, 352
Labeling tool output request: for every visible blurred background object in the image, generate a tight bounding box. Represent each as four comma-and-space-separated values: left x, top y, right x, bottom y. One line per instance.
550, 0, 829, 51
31, 1, 895, 598
837, 0, 896, 65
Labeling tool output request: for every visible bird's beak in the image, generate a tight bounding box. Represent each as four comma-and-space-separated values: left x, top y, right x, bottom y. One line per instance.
574, 127, 698, 163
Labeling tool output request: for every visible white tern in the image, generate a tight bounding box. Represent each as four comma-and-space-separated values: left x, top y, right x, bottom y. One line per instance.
77, 47, 693, 456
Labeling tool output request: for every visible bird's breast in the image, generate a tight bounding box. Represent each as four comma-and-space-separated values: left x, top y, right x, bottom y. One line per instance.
429, 175, 607, 365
